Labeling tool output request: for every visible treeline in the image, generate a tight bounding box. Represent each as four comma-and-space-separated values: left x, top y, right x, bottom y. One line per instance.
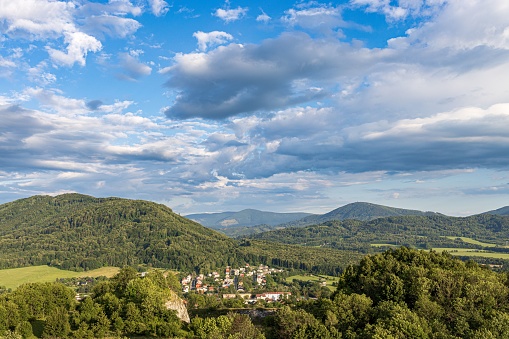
4, 248, 509, 338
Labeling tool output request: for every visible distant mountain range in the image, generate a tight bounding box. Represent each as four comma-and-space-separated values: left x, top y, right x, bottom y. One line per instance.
186, 209, 314, 229
187, 202, 445, 236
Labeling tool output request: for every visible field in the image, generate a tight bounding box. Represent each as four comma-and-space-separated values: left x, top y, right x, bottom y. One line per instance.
287, 274, 338, 291
444, 236, 502, 248
371, 243, 398, 247
0, 265, 120, 290
432, 248, 509, 259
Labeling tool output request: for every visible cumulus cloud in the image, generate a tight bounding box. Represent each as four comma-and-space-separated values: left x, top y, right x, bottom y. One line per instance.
0, 0, 147, 67
46, 31, 102, 67
0, 0, 75, 39
162, 32, 366, 119
148, 0, 170, 16
213, 6, 248, 23
193, 31, 233, 51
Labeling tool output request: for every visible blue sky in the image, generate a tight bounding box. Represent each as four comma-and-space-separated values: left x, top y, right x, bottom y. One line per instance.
1, 0, 509, 216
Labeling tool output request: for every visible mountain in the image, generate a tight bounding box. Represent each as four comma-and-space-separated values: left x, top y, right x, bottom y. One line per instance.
277, 202, 442, 229
185, 209, 314, 229
0, 194, 362, 275
0, 193, 237, 271
486, 206, 509, 216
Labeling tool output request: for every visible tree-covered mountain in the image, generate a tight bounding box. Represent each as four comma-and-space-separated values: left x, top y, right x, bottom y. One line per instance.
185, 209, 313, 229
0, 194, 238, 272
487, 205, 509, 216
281, 202, 442, 228
0, 194, 362, 275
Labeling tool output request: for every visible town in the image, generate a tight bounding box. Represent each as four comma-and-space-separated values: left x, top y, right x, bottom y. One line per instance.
180, 264, 292, 303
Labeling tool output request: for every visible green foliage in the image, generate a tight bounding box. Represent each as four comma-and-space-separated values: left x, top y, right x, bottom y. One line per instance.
190, 312, 265, 339
0, 194, 236, 272
247, 214, 509, 266
0, 194, 363, 276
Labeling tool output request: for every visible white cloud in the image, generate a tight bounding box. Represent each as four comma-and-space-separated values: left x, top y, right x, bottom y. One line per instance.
27, 61, 57, 85
148, 0, 170, 16
24, 87, 88, 115
256, 9, 271, 22
0, 0, 75, 39
283, 4, 345, 34
213, 6, 248, 23
350, 0, 447, 21
46, 31, 102, 67
193, 31, 233, 51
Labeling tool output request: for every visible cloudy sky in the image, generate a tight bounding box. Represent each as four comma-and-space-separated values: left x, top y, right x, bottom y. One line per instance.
1, 0, 509, 216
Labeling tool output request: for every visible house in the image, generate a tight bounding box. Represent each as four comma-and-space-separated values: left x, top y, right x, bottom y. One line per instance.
256, 292, 291, 301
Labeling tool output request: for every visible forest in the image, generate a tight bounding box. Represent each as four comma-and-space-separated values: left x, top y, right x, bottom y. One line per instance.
2, 248, 509, 338
0, 194, 362, 275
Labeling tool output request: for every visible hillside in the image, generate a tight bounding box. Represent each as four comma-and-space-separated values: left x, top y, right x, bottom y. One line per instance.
248, 213, 509, 257
487, 206, 509, 216
0, 194, 362, 275
185, 209, 313, 229
282, 202, 441, 227
0, 194, 237, 271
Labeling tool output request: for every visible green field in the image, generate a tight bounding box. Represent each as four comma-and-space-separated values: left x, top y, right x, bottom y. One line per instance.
287, 274, 338, 291
371, 243, 398, 247
0, 265, 120, 290
444, 236, 502, 248
432, 248, 509, 259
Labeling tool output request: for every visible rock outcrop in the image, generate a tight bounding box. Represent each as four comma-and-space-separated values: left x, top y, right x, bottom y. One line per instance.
165, 291, 190, 323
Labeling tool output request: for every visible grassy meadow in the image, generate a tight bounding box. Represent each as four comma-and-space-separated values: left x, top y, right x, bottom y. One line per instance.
444, 236, 504, 248
0, 265, 120, 290
287, 274, 338, 291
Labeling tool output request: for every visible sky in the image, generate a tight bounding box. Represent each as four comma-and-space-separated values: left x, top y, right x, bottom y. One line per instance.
1, 0, 509, 216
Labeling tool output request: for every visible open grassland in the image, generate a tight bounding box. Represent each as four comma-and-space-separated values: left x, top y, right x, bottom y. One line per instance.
0, 265, 120, 290
287, 274, 338, 291
444, 236, 503, 248
432, 248, 509, 259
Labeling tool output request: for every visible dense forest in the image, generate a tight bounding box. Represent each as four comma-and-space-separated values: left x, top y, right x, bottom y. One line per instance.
0, 194, 362, 275
3, 248, 509, 338
247, 214, 509, 254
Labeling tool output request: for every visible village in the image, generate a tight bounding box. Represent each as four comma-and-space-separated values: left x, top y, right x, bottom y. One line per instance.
180, 264, 292, 303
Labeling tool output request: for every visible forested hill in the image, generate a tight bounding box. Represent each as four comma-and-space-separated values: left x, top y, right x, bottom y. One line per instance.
247, 213, 509, 253
0, 194, 237, 271
0, 194, 363, 275
275, 202, 442, 229
487, 205, 509, 216
185, 209, 313, 229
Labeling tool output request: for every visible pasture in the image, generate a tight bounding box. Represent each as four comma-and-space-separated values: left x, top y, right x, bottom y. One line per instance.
0, 265, 119, 290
